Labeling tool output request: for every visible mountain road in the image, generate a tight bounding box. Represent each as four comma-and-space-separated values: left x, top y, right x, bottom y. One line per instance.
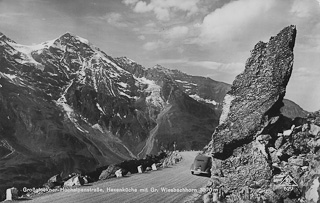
21, 151, 209, 203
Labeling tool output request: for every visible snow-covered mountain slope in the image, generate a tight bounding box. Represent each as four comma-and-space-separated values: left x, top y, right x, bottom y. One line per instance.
0, 32, 221, 198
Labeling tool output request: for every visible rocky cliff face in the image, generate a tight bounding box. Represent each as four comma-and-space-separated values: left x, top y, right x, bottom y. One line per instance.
203, 25, 306, 202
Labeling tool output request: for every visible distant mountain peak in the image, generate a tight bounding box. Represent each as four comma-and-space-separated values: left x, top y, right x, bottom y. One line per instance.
153, 64, 165, 69
0, 32, 16, 43
57, 32, 90, 45
59, 32, 76, 39
151, 64, 174, 74
117, 56, 136, 64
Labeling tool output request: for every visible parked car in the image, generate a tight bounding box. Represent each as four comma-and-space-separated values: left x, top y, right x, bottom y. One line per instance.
190, 154, 212, 177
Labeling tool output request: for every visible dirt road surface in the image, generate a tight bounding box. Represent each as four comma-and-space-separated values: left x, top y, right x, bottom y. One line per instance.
21, 151, 208, 203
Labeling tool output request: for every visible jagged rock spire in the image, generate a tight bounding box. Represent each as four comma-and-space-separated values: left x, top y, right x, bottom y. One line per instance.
210, 25, 297, 159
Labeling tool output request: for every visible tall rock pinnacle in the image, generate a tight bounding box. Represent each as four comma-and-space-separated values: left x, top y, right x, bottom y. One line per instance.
211, 25, 297, 159
203, 25, 298, 202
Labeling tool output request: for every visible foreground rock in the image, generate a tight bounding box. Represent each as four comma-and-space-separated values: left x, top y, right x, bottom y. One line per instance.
203, 25, 299, 202
99, 165, 122, 180
63, 175, 85, 187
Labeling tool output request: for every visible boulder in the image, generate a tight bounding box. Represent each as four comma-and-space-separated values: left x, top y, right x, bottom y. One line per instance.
115, 169, 122, 178
48, 174, 62, 184
5, 187, 18, 201
82, 176, 89, 184
275, 136, 284, 149
63, 175, 84, 187
47, 174, 63, 187
292, 131, 311, 154
305, 175, 320, 203
288, 156, 305, 167
99, 165, 121, 180
151, 163, 157, 171
137, 165, 143, 173
302, 123, 309, 132
283, 129, 293, 137
310, 124, 320, 136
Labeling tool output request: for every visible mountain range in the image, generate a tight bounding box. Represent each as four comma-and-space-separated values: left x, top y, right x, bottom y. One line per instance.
0, 32, 307, 197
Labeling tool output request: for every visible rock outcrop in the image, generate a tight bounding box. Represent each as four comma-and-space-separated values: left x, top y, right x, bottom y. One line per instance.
98, 165, 122, 180
209, 25, 297, 159
204, 25, 299, 202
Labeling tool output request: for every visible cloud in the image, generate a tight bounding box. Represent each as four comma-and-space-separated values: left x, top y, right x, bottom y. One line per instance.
163, 26, 189, 39
297, 34, 320, 53
125, 0, 201, 21
138, 35, 146, 40
291, 0, 318, 18
100, 12, 128, 27
143, 41, 164, 50
0, 12, 28, 18
156, 58, 244, 74
293, 67, 320, 79
122, 0, 139, 5
141, 26, 189, 51
198, 0, 277, 44
195, 0, 320, 45
188, 61, 244, 74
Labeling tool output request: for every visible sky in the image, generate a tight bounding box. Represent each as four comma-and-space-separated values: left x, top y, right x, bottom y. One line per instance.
0, 0, 319, 111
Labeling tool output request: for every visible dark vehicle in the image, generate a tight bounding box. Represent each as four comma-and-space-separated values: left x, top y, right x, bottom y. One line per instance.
190, 154, 212, 177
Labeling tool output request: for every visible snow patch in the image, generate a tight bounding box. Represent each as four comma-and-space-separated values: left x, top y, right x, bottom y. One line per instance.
189, 94, 217, 105
55, 80, 88, 133
0, 72, 17, 80
7, 42, 45, 70
75, 36, 89, 44
119, 91, 133, 98
47, 72, 58, 76
135, 77, 164, 107
175, 80, 197, 86
219, 94, 235, 124
118, 82, 128, 88
94, 50, 130, 75
41, 39, 56, 48
92, 124, 104, 133
92, 73, 98, 92
96, 103, 106, 115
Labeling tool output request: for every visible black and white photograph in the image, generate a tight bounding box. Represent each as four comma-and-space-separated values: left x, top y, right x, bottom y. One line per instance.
0, 0, 320, 202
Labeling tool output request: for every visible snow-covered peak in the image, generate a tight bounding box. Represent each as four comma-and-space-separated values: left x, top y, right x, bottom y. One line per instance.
58, 32, 90, 45
151, 64, 174, 74
118, 56, 136, 64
